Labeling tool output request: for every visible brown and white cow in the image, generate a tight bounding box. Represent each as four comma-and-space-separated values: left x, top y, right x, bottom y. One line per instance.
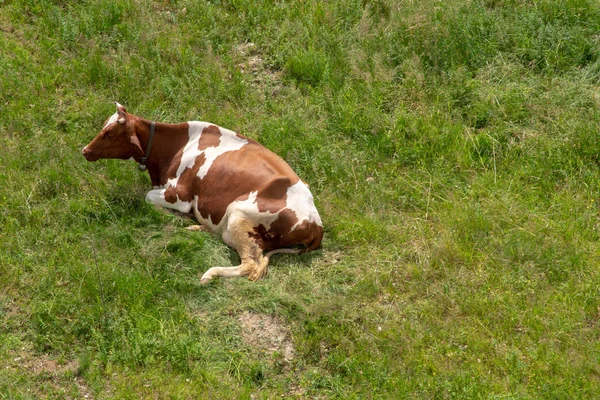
82, 103, 323, 283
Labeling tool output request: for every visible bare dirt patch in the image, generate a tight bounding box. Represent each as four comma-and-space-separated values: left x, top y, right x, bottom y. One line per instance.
236, 42, 284, 96
7, 348, 93, 399
238, 311, 295, 362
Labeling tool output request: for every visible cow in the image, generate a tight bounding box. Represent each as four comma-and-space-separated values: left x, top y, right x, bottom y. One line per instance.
82, 103, 323, 284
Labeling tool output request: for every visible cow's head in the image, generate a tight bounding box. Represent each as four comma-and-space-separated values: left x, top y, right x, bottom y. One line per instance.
82, 103, 144, 162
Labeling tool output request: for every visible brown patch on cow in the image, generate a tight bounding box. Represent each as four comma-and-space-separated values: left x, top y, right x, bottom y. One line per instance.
251, 210, 323, 252
163, 185, 178, 204
254, 177, 290, 214
198, 125, 222, 150
195, 180, 249, 224
238, 311, 295, 362
166, 147, 185, 181
294, 220, 324, 252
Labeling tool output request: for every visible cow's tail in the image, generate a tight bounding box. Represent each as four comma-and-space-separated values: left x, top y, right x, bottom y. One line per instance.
258, 248, 300, 276
264, 248, 303, 260
262, 223, 324, 264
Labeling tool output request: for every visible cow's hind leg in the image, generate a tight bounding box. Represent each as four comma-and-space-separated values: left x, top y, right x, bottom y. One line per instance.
200, 213, 268, 284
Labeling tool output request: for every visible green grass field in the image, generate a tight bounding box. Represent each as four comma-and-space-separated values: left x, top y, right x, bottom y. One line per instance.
2, 0, 600, 398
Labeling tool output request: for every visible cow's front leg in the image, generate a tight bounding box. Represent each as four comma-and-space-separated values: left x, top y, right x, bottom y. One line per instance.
146, 188, 193, 213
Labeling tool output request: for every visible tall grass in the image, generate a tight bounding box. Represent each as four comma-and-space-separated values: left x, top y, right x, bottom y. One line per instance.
1, 0, 600, 398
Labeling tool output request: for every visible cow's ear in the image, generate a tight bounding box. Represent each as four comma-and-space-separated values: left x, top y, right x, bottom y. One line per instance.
115, 102, 127, 124
115, 102, 127, 116
129, 134, 143, 156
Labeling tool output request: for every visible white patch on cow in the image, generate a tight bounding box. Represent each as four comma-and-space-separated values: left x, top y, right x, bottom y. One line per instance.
196, 126, 248, 179
228, 191, 280, 229
104, 112, 119, 129
285, 181, 322, 230
146, 188, 193, 213
175, 122, 205, 177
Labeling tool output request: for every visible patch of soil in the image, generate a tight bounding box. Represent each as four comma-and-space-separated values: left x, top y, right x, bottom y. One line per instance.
235, 42, 284, 96
238, 311, 295, 362
8, 349, 93, 399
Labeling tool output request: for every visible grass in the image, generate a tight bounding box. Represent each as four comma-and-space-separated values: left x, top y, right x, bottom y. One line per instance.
1, 0, 600, 398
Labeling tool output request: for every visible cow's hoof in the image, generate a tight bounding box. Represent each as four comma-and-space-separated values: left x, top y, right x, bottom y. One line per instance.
200, 271, 213, 285
187, 225, 209, 232
248, 267, 267, 282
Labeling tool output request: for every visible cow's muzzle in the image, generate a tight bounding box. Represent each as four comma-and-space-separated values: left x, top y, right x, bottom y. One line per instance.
82, 146, 98, 161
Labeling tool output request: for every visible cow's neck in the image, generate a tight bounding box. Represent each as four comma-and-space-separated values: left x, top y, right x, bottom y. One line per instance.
133, 118, 189, 187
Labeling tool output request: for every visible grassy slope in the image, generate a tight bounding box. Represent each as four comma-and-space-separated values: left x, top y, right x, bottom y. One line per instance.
1, 0, 600, 398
